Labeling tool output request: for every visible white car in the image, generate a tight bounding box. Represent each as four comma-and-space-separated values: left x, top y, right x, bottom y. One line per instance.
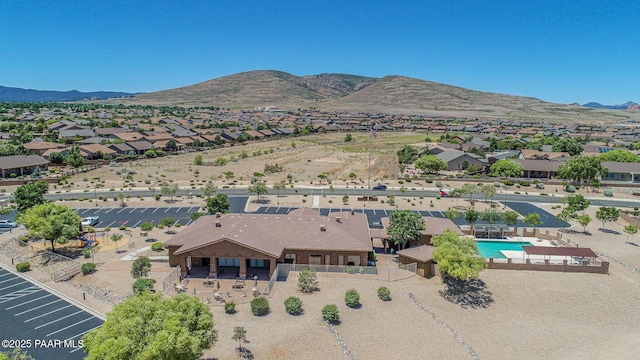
81, 216, 100, 227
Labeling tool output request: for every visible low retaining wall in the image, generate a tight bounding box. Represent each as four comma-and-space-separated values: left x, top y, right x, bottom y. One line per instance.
486, 258, 609, 274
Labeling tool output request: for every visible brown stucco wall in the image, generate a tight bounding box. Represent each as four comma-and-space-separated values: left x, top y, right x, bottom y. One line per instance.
486, 258, 609, 274
397, 255, 432, 277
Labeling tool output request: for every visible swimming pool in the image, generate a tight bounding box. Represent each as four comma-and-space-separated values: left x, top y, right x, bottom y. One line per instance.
476, 240, 534, 259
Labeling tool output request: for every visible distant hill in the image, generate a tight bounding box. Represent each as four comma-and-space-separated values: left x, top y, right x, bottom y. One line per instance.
0, 85, 137, 102
125, 70, 377, 107
582, 101, 638, 110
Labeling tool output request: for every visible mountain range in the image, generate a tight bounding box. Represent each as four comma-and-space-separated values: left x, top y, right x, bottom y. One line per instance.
2, 70, 639, 123
0, 85, 136, 102
581, 101, 638, 110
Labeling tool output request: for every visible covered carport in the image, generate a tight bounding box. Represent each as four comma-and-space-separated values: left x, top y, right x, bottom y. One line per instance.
522, 246, 598, 264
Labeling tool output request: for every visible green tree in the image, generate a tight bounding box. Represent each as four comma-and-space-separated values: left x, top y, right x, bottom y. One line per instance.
480, 209, 502, 226
463, 208, 479, 235
460, 183, 479, 203
223, 171, 234, 184
232, 326, 250, 353
248, 182, 268, 201
552, 137, 583, 156
66, 144, 84, 170
557, 156, 606, 187
131, 256, 151, 279
595, 206, 619, 229
132, 278, 155, 294
200, 180, 217, 198
563, 194, 591, 214
0, 348, 34, 360
577, 213, 591, 233
17, 203, 80, 252
396, 145, 418, 164
432, 229, 486, 279
599, 149, 640, 163
48, 151, 64, 164
140, 221, 153, 240
160, 182, 179, 202
523, 212, 541, 228
444, 207, 460, 223
13, 180, 48, 212
193, 154, 203, 165
502, 210, 519, 231
489, 159, 524, 178
205, 193, 231, 214
165, 139, 177, 152
83, 292, 217, 360
273, 181, 286, 205
344, 133, 353, 142
624, 224, 638, 243
415, 155, 447, 174
111, 233, 123, 253
387, 210, 425, 250
480, 184, 497, 202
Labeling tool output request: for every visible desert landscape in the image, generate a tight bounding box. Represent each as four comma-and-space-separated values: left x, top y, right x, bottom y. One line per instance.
2, 132, 640, 359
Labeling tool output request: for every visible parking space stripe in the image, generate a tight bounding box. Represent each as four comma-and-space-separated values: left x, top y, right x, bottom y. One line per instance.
105, 208, 114, 214
129, 209, 136, 213
186, 220, 193, 226
15, 298, 63, 316
0, 277, 20, 284
6, 293, 52, 310
47, 317, 94, 337
0, 286, 40, 303
34, 310, 84, 329
66, 325, 101, 342
25, 304, 73, 322
133, 221, 141, 227
0, 272, 11, 278
153, 208, 159, 213
176, 207, 182, 212
140, 207, 148, 213
106, 221, 116, 228
80, 209, 91, 214
164, 208, 170, 213
0, 282, 31, 292
117, 208, 126, 214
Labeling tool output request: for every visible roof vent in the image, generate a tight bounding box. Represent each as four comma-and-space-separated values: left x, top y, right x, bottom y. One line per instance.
336, 216, 341, 223
215, 220, 221, 227
320, 225, 326, 232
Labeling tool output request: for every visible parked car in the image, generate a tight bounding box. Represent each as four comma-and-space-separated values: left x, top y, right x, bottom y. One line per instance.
372, 184, 387, 191
0, 220, 18, 228
81, 216, 100, 227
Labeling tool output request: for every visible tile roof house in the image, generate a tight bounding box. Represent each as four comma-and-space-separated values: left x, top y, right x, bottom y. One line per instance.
23, 141, 66, 155
379, 217, 463, 250
164, 209, 372, 278
0, 155, 49, 178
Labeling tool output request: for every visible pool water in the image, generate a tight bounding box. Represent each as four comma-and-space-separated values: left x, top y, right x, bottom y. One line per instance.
476, 241, 534, 259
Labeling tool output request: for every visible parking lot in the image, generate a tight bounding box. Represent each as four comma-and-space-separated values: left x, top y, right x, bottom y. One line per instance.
0, 264, 104, 359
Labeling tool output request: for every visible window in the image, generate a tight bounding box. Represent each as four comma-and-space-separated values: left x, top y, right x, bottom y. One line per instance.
309, 255, 322, 265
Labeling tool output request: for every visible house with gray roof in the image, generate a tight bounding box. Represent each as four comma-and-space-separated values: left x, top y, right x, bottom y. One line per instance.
0, 155, 49, 178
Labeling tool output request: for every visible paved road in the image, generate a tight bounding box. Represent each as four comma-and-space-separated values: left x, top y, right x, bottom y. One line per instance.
0, 264, 103, 359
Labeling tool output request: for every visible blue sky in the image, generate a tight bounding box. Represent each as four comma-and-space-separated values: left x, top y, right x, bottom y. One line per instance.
1, 1, 637, 104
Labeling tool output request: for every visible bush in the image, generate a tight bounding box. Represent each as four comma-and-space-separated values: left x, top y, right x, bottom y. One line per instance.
297, 268, 319, 293
131, 256, 151, 278
155, 194, 161, 201
16, 262, 30, 272
603, 188, 614, 197
284, 296, 303, 315
82, 248, 91, 259
251, 297, 270, 316
536, 182, 545, 189
502, 179, 514, 186
225, 301, 236, 314
81, 262, 96, 275
377, 286, 391, 301
565, 185, 576, 193
518, 181, 530, 187
345, 288, 360, 308
119, 225, 127, 230
151, 242, 164, 251
132, 278, 155, 294
322, 304, 340, 323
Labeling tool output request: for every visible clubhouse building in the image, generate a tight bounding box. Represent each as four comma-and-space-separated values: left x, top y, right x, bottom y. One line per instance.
165, 208, 372, 279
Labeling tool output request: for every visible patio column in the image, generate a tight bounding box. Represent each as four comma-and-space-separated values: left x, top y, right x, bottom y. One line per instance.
269, 258, 276, 277
209, 256, 217, 277
180, 257, 188, 277
239, 257, 247, 279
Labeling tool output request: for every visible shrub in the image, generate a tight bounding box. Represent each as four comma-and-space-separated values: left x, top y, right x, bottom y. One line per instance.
297, 268, 319, 293
377, 286, 391, 301
345, 288, 360, 308
603, 188, 614, 197
502, 179, 514, 186
225, 301, 236, 314
82, 248, 91, 259
151, 242, 164, 251
81, 262, 96, 275
132, 278, 155, 294
284, 296, 303, 315
251, 297, 270, 316
536, 183, 545, 189
119, 225, 127, 230
322, 304, 339, 323
518, 181, 530, 187
155, 194, 161, 201
130, 256, 151, 278
16, 262, 30, 272
19, 236, 29, 243
565, 185, 576, 193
